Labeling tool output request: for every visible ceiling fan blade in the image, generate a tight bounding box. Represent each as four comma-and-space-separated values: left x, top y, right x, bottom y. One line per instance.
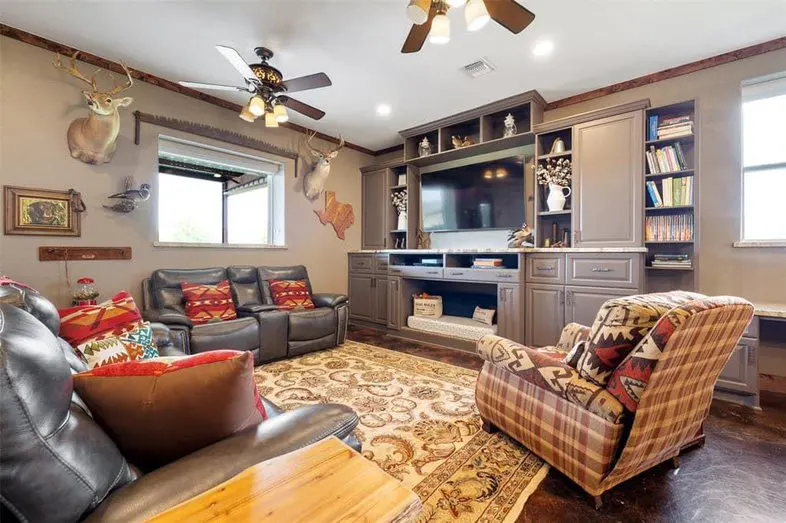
401, 5, 437, 53
215, 45, 257, 82
178, 81, 247, 92
279, 96, 326, 120
282, 73, 332, 93
485, 0, 535, 34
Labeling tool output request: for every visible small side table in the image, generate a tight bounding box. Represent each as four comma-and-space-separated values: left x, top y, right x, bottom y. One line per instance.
149, 436, 422, 523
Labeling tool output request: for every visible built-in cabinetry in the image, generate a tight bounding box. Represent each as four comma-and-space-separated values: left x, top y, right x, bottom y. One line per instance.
533, 100, 648, 249
347, 254, 398, 327
715, 317, 760, 409
524, 252, 645, 346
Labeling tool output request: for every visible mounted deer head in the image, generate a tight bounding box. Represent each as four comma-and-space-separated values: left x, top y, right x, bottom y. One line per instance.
53, 52, 134, 165
302, 131, 344, 201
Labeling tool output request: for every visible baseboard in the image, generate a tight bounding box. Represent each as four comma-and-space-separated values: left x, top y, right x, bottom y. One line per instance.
760, 373, 786, 394
349, 320, 477, 353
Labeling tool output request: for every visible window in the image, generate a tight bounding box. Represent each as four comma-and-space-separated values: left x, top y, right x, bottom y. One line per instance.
156, 136, 285, 246
742, 75, 786, 241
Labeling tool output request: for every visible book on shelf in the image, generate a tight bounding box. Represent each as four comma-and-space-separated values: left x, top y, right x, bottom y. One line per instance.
646, 176, 693, 207
645, 214, 694, 241
647, 114, 694, 141
647, 144, 688, 174
472, 258, 504, 269
651, 253, 691, 267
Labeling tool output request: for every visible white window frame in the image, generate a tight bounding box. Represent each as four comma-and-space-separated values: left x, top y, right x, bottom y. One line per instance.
736, 74, 786, 247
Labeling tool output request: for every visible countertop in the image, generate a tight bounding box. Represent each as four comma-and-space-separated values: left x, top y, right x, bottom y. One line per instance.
348, 247, 649, 254
754, 303, 786, 319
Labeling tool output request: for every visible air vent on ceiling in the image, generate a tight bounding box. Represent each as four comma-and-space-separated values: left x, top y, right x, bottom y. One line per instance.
463, 58, 496, 78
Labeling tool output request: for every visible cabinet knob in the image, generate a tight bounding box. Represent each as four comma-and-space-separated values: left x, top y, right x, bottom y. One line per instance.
559, 290, 565, 305
591, 267, 613, 272
452, 271, 464, 276
535, 265, 555, 271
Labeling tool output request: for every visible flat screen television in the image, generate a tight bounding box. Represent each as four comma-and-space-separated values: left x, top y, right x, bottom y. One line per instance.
421, 157, 525, 232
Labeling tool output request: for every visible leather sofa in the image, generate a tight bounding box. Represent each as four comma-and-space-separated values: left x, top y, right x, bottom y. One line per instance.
0, 284, 360, 523
141, 265, 348, 365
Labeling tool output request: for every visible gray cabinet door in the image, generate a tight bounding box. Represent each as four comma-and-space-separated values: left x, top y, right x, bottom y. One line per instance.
572, 111, 643, 248
387, 277, 402, 330
716, 337, 759, 395
525, 284, 564, 347
362, 169, 387, 249
497, 284, 523, 343
373, 276, 388, 325
565, 285, 631, 327
348, 274, 374, 322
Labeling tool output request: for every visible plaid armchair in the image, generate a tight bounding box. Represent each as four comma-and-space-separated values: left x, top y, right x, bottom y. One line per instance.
475, 292, 754, 506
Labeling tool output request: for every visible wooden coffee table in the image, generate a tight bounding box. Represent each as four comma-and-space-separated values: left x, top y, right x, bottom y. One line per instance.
149, 436, 422, 522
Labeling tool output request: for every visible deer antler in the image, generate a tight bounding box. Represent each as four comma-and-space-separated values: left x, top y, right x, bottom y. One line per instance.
53, 51, 98, 90
329, 135, 345, 156
107, 62, 134, 95
303, 130, 319, 155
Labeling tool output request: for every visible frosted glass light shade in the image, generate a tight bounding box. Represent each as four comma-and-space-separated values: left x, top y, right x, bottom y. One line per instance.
265, 112, 279, 128
465, 0, 490, 31
429, 13, 450, 44
239, 105, 257, 122
446, 0, 466, 7
248, 95, 266, 116
406, 0, 431, 25
273, 104, 289, 123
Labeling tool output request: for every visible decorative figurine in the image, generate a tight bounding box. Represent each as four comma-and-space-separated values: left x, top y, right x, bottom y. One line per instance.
417, 228, 432, 249
507, 223, 534, 248
104, 176, 151, 213
72, 277, 99, 306
419, 137, 432, 157
503, 113, 517, 138
550, 137, 566, 154
451, 135, 474, 149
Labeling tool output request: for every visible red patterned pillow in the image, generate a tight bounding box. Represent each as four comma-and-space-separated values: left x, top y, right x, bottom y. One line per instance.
59, 291, 142, 346
73, 350, 266, 470
269, 279, 315, 311
181, 280, 237, 325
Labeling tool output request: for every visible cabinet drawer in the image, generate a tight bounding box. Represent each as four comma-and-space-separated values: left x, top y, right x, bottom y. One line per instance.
566, 254, 640, 289
374, 254, 389, 273
349, 254, 374, 273
444, 268, 519, 283
388, 266, 443, 279
525, 254, 565, 284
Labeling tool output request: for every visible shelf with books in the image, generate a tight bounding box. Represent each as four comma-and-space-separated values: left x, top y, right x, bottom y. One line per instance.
645, 205, 694, 212
646, 266, 694, 271
645, 169, 694, 179
645, 240, 694, 244
645, 134, 694, 146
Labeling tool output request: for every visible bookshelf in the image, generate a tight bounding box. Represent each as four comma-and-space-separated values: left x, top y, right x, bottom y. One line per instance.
389, 166, 408, 249
534, 127, 573, 247
643, 100, 698, 292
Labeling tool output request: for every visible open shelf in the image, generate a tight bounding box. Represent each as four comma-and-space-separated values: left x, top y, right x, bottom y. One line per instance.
646, 266, 694, 271
408, 132, 535, 167
537, 150, 572, 160
645, 205, 694, 212
389, 184, 407, 190
538, 209, 572, 216
646, 240, 694, 244
645, 169, 694, 179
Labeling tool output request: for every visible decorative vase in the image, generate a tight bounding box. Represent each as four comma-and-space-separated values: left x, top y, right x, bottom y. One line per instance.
546, 184, 571, 211
397, 211, 407, 230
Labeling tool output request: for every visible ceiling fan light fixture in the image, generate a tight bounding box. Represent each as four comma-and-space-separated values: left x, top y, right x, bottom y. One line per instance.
465, 0, 490, 32
239, 104, 257, 122
265, 112, 280, 128
273, 103, 289, 123
429, 13, 451, 45
406, 0, 432, 25
248, 95, 266, 117
447, 0, 466, 7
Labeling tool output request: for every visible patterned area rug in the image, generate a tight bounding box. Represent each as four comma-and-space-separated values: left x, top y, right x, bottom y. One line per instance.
254, 341, 548, 522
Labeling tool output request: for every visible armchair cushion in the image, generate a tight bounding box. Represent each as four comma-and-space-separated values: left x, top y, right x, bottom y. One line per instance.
269, 279, 315, 311
73, 350, 266, 471
311, 292, 349, 309
181, 280, 237, 325
578, 291, 704, 386
74, 321, 159, 369
59, 291, 142, 346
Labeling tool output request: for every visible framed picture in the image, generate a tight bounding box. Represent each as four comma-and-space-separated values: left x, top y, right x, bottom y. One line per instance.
3, 186, 82, 237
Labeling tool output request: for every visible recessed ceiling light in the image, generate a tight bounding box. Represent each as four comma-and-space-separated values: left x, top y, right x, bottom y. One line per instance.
376, 104, 392, 117
532, 40, 554, 57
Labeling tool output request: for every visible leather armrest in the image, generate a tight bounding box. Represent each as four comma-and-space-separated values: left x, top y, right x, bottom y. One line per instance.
237, 304, 279, 314
311, 293, 348, 309
149, 323, 187, 357
143, 308, 193, 328
84, 404, 359, 522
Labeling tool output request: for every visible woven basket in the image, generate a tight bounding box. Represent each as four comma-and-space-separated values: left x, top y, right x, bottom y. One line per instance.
413, 296, 443, 318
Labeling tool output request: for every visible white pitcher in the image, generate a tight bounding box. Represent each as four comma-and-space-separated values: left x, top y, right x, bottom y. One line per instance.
546, 184, 571, 211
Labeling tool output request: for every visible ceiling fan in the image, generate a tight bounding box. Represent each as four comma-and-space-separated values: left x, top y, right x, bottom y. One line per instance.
179, 45, 331, 126
402, 0, 535, 53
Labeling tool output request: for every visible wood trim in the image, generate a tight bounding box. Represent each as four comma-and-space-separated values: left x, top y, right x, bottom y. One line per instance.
0, 24, 374, 156
374, 144, 405, 157
38, 246, 132, 261
545, 37, 786, 111
534, 99, 651, 134
360, 158, 406, 173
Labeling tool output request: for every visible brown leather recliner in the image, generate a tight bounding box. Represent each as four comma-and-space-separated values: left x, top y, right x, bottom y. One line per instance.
0, 284, 360, 523
141, 265, 348, 364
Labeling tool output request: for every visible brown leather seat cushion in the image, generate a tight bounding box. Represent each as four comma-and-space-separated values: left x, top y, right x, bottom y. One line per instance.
288, 308, 336, 342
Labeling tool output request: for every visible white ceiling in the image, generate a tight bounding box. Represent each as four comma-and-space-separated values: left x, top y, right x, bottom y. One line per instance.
2, 1, 786, 151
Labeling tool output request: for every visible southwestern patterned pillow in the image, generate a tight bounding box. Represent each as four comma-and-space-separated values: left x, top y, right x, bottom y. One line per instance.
59, 291, 142, 346
73, 321, 159, 369
73, 350, 266, 470
181, 280, 237, 325
577, 291, 704, 386
269, 279, 315, 311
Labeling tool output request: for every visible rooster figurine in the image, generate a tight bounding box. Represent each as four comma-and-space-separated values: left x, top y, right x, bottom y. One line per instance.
507, 223, 534, 248
103, 176, 151, 213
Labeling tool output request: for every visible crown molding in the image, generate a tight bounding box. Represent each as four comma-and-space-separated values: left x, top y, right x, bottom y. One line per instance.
0, 24, 375, 156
